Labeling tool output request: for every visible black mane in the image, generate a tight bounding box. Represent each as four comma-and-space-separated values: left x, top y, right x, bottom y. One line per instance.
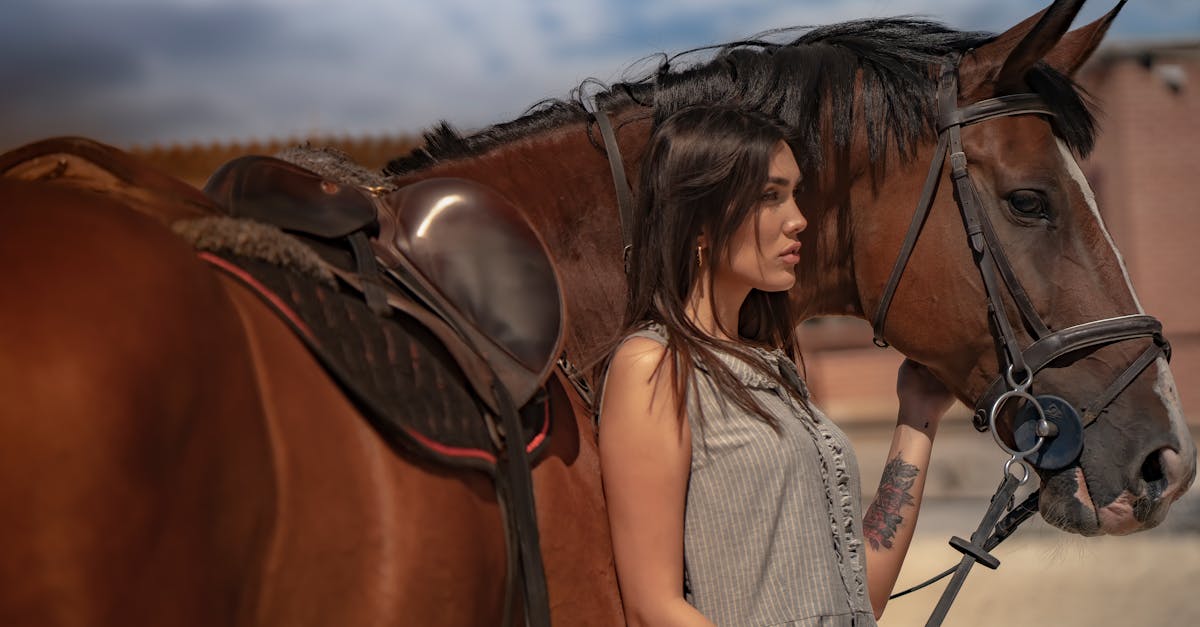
385, 18, 1096, 175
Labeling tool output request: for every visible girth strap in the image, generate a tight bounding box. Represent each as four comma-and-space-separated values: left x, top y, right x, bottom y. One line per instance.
492, 384, 551, 627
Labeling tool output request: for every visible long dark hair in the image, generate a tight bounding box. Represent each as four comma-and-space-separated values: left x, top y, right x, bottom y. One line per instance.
607, 105, 808, 430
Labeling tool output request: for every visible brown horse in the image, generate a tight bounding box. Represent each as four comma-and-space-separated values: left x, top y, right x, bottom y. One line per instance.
0, 2, 1193, 626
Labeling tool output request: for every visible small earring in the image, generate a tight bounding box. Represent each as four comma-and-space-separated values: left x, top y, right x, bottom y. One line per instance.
696, 245, 704, 267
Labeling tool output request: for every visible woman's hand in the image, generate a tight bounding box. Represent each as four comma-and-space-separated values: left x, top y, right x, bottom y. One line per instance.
895, 359, 956, 435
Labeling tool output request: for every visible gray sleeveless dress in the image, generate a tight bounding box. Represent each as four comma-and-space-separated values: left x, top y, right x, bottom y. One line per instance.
622, 325, 876, 626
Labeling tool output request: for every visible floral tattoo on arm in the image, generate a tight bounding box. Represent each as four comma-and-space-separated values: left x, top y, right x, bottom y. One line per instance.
863, 454, 920, 551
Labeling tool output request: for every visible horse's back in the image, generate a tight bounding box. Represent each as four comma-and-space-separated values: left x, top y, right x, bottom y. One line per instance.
0, 178, 276, 625
0, 136, 215, 224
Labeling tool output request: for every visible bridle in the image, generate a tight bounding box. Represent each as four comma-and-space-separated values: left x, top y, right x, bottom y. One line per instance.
593, 51, 1172, 626
871, 53, 1170, 625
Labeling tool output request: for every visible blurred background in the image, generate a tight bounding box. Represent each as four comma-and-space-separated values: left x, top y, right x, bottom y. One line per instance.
2, 0, 1196, 147
3, 1, 1198, 624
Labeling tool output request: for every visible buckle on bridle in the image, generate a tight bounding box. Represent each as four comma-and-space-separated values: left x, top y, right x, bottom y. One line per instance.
949, 151, 969, 179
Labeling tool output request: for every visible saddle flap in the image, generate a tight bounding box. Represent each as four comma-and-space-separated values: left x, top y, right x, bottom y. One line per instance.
204, 155, 378, 239
375, 178, 566, 406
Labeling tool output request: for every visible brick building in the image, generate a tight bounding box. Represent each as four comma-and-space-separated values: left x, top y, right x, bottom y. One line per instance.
1078, 40, 1200, 417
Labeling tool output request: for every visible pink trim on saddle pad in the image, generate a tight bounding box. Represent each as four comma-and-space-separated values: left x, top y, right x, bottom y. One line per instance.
403, 400, 550, 464
199, 252, 316, 340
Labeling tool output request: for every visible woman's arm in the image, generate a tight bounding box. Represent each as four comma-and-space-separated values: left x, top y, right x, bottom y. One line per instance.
864, 359, 956, 619
599, 338, 716, 627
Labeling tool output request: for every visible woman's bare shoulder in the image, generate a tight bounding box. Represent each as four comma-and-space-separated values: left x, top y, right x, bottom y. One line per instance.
610, 336, 668, 377
602, 336, 681, 429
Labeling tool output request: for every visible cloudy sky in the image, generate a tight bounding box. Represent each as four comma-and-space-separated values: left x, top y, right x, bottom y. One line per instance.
2, 0, 1195, 149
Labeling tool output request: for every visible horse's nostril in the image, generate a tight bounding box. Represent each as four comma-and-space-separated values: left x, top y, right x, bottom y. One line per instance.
1141, 450, 1168, 500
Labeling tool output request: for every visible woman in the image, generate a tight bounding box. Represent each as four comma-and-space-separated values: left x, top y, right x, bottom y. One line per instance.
598, 106, 955, 626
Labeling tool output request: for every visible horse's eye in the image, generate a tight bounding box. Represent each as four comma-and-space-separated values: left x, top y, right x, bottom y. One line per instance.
1007, 189, 1047, 220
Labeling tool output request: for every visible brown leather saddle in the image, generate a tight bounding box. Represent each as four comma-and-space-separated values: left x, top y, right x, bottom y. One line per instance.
203, 156, 564, 414
201, 155, 561, 627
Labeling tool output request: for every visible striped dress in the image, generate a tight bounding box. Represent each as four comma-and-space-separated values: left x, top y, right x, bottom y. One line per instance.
625, 325, 876, 626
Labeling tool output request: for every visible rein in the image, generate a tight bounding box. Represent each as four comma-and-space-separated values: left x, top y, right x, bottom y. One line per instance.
593, 110, 637, 267
873, 55, 1170, 625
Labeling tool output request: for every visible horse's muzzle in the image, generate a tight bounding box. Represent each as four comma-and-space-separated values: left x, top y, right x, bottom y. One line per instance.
1042, 445, 1196, 535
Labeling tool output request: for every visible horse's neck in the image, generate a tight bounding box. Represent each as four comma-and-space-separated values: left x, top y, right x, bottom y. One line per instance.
792, 197, 863, 322
390, 121, 638, 362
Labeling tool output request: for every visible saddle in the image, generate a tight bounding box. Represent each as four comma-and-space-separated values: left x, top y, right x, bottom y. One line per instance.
203, 156, 564, 413
200, 155, 562, 627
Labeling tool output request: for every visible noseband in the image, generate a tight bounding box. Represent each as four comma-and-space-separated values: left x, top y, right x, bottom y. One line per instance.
874, 55, 1172, 625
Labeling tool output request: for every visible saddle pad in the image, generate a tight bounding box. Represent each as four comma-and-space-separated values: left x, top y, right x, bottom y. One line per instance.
202, 251, 551, 474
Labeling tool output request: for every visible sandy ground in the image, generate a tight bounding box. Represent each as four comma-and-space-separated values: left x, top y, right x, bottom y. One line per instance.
838, 416, 1200, 626
877, 499, 1200, 626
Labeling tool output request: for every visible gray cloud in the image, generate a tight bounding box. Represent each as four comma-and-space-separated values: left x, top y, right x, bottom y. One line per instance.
0, 0, 1194, 149
0, 0, 352, 146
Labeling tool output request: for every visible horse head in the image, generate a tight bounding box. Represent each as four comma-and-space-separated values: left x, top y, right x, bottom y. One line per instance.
831, 0, 1195, 535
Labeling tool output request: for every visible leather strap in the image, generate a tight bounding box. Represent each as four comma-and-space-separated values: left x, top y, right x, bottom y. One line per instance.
972, 314, 1165, 429
1081, 338, 1169, 424
996, 314, 1161, 376
329, 259, 553, 627
870, 131, 949, 346
890, 488, 1040, 601
938, 94, 1055, 132
493, 385, 551, 627
975, 207, 1051, 339
946, 118, 1030, 377
348, 231, 391, 316
926, 473, 1022, 626
594, 110, 636, 265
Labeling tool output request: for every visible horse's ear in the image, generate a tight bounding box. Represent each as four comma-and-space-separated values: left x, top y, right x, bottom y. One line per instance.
963, 0, 1086, 96
1044, 1, 1126, 77
994, 0, 1087, 91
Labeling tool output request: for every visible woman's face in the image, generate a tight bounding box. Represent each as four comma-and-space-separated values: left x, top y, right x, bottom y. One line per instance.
714, 141, 807, 293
